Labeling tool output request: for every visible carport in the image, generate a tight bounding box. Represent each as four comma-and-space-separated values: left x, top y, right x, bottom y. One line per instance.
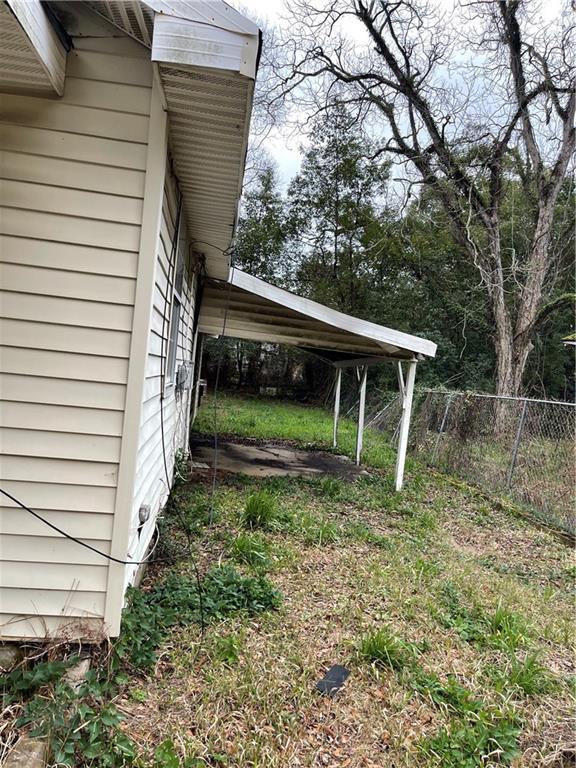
197, 268, 437, 490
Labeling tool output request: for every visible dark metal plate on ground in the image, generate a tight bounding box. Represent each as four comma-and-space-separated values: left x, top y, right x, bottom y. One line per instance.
315, 665, 350, 697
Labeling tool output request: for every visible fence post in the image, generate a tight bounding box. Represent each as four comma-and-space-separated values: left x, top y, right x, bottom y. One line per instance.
507, 399, 527, 490
431, 393, 453, 465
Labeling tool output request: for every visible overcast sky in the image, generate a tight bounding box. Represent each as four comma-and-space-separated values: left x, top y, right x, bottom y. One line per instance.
236, 0, 566, 188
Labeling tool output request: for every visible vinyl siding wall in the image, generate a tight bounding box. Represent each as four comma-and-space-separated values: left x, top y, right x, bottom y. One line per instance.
124, 164, 198, 588
0, 19, 152, 638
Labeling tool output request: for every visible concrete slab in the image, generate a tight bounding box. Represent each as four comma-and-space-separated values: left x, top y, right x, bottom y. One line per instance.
190, 437, 368, 479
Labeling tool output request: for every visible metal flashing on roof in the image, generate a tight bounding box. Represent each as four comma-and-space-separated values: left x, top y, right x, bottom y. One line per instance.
152, 13, 259, 77
84, 0, 260, 280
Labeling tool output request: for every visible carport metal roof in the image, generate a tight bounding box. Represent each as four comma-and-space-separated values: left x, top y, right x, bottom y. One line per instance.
198, 269, 437, 363
197, 268, 436, 492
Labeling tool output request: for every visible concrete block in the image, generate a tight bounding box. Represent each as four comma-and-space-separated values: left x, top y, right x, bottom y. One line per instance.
0, 644, 24, 671
64, 657, 91, 691
4, 737, 47, 768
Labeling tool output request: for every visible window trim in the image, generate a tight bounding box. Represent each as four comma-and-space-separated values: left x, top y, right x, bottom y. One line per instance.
164, 217, 186, 391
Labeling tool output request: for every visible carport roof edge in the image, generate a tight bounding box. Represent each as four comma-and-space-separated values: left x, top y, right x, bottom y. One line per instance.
199, 268, 437, 361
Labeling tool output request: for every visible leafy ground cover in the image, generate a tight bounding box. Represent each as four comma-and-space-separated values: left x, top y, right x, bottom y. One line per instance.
3, 394, 574, 767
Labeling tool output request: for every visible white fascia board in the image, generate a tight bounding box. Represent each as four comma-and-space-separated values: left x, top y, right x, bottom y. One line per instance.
6, 0, 67, 94
151, 11, 259, 78
230, 269, 438, 359
143, 0, 259, 36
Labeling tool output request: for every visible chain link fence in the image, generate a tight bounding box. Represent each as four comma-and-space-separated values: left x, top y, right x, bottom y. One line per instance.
367, 388, 575, 534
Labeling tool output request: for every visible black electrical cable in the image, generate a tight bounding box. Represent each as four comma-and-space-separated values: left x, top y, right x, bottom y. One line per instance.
0, 236, 237, 630
158, 195, 207, 637
208, 263, 235, 524
0, 487, 160, 566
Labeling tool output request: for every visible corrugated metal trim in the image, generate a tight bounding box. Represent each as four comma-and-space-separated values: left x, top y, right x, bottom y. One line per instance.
151, 14, 259, 77
159, 62, 254, 279
199, 280, 430, 360
82, 2, 259, 281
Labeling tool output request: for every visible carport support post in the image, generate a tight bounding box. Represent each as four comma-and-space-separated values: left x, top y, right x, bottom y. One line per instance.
355, 366, 368, 465
395, 360, 417, 491
333, 368, 342, 448
192, 334, 204, 424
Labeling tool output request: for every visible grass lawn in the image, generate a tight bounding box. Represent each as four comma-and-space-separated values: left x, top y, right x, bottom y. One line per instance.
6, 394, 573, 767
193, 392, 398, 469
117, 394, 575, 767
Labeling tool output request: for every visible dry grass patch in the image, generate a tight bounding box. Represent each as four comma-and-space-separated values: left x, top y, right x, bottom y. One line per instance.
118, 462, 573, 767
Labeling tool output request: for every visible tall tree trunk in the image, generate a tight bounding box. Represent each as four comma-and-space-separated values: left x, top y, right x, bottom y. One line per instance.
490, 194, 559, 400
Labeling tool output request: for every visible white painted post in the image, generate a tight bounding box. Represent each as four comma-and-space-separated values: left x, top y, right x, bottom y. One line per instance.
333, 367, 342, 448
355, 366, 368, 465
192, 334, 204, 424
395, 360, 417, 491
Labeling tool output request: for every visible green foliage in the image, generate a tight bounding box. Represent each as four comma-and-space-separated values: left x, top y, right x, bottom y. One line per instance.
484, 653, 558, 696
2, 658, 75, 705
172, 449, 188, 487
486, 605, 530, 652
233, 163, 287, 282
410, 669, 482, 717
6, 561, 281, 766
318, 477, 343, 499
200, 565, 282, 618
153, 739, 205, 767
287, 102, 390, 318
17, 681, 135, 768
151, 566, 282, 625
358, 628, 421, 671
230, 532, 272, 569
114, 586, 168, 671
411, 667, 521, 766
296, 512, 341, 545
211, 633, 242, 666
438, 583, 530, 651
344, 520, 391, 549
419, 710, 520, 767
242, 491, 278, 530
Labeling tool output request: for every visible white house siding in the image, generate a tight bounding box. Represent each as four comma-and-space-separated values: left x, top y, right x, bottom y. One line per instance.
0, 16, 152, 639
124, 164, 198, 588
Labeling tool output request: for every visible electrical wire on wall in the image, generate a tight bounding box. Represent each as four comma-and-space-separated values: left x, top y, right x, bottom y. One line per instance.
0, 487, 162, 567
0, 235, 235, 636
157, 188, 206, 637
208, 263, 235, 524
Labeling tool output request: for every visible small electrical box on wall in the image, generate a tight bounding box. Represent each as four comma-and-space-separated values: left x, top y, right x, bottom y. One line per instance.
175, 362, 192, 393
